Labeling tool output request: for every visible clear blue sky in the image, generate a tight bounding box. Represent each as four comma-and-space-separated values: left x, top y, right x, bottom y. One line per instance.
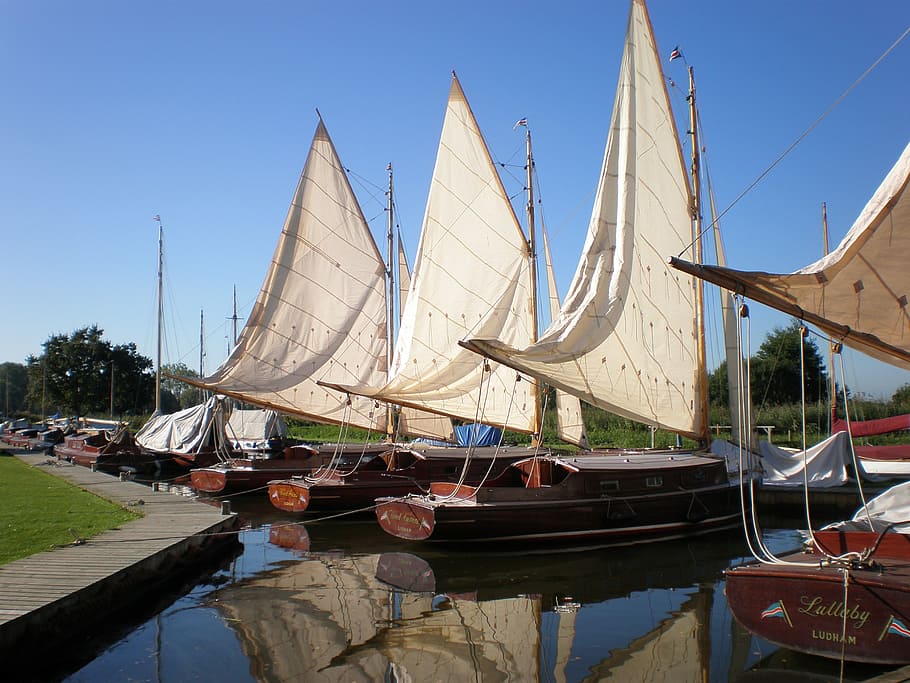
2, 1, 908, 399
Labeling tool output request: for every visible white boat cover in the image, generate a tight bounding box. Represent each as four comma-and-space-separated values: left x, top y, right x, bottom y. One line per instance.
136, 395, 228, 454
225, 408, 286, 448
463, 0, 705, 439
758, 431, 851, 488
328, 75, 538, 433
823, 479, 910, 534
671, 141, 910, 369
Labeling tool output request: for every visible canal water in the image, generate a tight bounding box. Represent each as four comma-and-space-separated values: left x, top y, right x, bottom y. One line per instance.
59, 492, 897, 683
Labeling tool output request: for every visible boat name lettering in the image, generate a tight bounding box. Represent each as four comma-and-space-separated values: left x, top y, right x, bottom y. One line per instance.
798, 596, 869, 629
811, 629, 857, 644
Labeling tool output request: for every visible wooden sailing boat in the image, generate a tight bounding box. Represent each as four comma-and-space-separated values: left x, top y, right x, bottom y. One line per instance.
178, 117, 461, 491
374, 0, 741, 545
266, 75, 582, 512
672, 141, 910, 665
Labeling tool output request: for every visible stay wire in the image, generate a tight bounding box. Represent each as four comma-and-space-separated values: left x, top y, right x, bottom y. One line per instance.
677, 25, 910, 258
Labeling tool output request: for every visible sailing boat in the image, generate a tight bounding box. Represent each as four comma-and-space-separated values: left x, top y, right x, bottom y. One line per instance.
671, 141, 910, 664
266, 75, 579, 513
179, 117, 458, 492
374, 0, 741, 545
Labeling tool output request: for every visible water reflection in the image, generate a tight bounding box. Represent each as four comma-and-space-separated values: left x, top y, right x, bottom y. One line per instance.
65, 497, 899, 683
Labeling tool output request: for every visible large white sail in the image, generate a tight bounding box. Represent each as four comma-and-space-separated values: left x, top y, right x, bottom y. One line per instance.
180, 119, 451, 440
673, 141, 910, 370
464, 0, 703, 439
542, 227, 589, 449
328, 75, 538, 433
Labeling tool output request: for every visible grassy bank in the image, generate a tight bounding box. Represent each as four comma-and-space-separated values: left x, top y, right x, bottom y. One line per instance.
0, 455, 140, 566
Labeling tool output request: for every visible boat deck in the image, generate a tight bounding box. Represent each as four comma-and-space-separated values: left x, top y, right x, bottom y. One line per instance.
0, 447, 239, 665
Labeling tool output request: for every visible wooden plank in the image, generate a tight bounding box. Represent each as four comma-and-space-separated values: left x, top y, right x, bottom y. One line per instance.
0, 449, 239, 653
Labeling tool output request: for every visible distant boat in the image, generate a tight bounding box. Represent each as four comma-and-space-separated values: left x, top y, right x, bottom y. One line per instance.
376, 0, 744, 546
673, 132, 910, 662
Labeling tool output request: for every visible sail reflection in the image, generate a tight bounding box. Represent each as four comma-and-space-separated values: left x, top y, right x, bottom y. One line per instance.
208, 524, 747, 681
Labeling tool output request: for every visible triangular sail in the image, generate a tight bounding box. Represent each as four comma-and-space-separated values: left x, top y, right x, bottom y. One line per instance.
397, 234, 411, 316
464, 0, 703, 439
328, 75, 538, 433
672, 141, 910, 370
542, 227, 590, 449
178, 120, 391, 432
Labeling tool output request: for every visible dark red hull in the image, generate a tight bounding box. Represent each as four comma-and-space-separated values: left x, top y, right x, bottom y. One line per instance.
267, 446, 532, 513
725, 545, 910, 664
375, 452, 740, 546
190, 443, 392, 494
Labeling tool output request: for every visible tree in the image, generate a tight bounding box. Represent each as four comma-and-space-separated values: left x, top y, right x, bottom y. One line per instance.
750, 320, 828, 408
0, 362, 28, 416
161, 363, 206, 410
25, 326, 155, 417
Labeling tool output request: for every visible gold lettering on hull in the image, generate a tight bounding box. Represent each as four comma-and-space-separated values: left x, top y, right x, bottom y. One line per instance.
798, 596, 870, 630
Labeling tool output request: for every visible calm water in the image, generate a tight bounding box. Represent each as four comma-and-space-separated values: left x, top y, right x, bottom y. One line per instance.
56, 492, 898, 683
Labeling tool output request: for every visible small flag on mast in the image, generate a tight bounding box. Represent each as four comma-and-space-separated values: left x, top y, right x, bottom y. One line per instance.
513, 117, 528, 130
153, 214, 161, 222
669, 46, 682, 62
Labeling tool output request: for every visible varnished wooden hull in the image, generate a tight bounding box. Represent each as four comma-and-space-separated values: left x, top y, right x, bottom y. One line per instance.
375, 452, 740, 546
267, 447, 532, 513
725, 546, 910, 664
190, 444, 390, 494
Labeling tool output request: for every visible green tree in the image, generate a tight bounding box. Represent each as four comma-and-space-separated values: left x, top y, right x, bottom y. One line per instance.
25, 326, 155, 417
0, 362, 28, 416
751, 320, 828, 408
161, 363, 206, 410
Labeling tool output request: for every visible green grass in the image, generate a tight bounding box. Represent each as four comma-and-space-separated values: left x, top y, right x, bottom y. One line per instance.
0, 456, 140, 566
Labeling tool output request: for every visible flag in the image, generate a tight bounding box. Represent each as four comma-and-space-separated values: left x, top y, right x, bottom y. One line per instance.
153, 214, 161, 222
513, 117, 528, 129
760, 600, 792, 627
883, 616, 910, 639
669, 46, 682, 62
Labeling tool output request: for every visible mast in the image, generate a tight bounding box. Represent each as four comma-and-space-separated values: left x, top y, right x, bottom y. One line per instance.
822, 202, 837, 428
687, 66, 710, 444
231, 285, 239, 347
155, 216, 163, 414
523, 124, 542, 446
199, 308, 205, 377
385, 163, 395, 437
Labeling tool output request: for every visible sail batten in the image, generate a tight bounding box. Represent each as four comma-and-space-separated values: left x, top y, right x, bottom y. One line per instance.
464, 0, 703, 438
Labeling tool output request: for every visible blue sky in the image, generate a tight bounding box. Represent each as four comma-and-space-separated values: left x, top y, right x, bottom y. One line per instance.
2, 1, 908, 399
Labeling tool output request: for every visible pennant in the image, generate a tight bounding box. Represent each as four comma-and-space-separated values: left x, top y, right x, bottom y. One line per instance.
760, 600, 792, 627
880, 615, 910, 640
669, 46, 682, 62
513, 117, 528, 129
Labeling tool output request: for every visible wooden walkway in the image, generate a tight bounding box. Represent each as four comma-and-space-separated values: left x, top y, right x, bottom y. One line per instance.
0, 448, 239, 667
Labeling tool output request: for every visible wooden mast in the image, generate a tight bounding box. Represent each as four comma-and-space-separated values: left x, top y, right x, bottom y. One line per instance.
154, 217, 163, 414
687, 66, 710, 445
523, 124, 542, 446
385, 163, 396, 438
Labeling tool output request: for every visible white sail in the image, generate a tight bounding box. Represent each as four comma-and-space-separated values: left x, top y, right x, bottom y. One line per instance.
542, 227, 590, 449
464, 0, 703, 439
673, 141, 910, 370
397, 234, 411, 315
180, 119, 452, 441
328, 75, 538, 433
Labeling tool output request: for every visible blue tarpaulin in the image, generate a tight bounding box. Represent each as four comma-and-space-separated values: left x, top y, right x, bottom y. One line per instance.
454, 424, 501, 447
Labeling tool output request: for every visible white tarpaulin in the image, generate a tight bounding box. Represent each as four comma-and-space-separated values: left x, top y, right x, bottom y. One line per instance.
225, 408, 286, 448
758, 431, 851, 488
136, 396, 228, 454
823, 479, 910, 534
